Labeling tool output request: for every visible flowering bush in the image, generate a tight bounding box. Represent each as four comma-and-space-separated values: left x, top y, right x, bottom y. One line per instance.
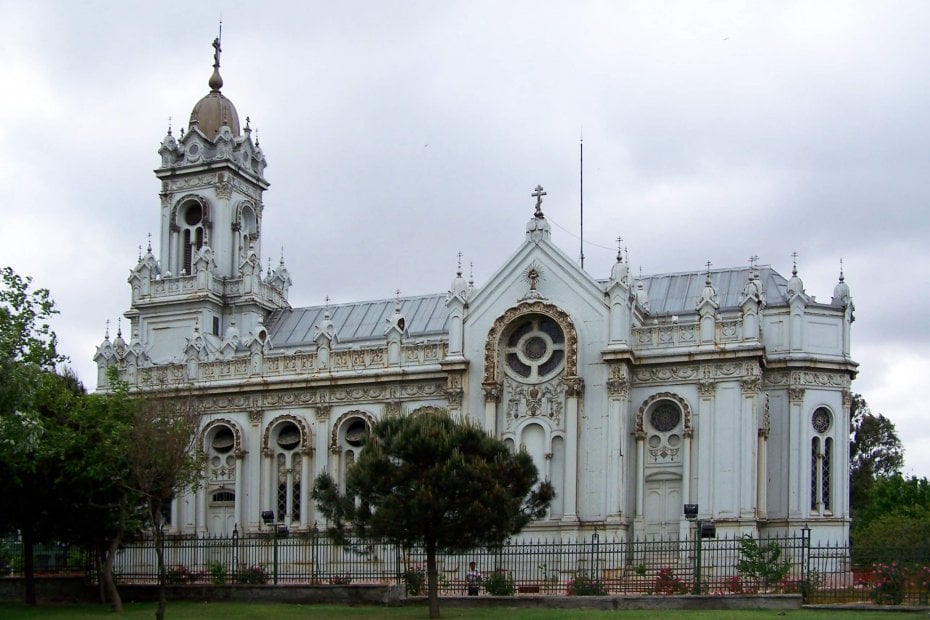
235, 564, 269, 584
868, 561, 906, 605
918, 564, 930, 605
652, 567, 689, 595
723, 575, 744, 594
165, 564, 197, 584
567, 570, 607, 595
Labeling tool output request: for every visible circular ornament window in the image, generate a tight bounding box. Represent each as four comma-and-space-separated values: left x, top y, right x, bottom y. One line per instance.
650, 403, 681, 432
812, 408, 831, 434
502, 315, 565, 383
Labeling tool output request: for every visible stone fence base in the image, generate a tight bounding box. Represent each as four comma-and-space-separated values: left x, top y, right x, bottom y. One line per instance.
0, 578, 801, 611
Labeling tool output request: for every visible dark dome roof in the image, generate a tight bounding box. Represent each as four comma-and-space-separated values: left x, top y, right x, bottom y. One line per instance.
190, 89, 241, 139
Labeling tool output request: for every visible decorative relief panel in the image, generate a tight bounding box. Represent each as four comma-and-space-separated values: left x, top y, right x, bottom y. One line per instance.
504, 377, 565, 429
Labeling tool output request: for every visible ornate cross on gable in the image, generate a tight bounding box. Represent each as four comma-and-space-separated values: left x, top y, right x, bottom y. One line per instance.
531, 185, 547, 217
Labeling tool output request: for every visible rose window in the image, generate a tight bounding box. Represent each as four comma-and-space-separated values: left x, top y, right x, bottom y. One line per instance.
503, 316, 565, 383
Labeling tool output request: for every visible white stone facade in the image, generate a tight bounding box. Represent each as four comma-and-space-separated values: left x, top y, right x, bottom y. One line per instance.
95, 45, 857, 546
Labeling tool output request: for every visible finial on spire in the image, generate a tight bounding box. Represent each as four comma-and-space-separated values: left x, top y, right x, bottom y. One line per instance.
209, 34, 224, 92
456, 251, 463, 276
280, 246, 285, 265
791, 251, 799, 275
147, 232, 152, 253
749, 255, 759, 269
531, 185, 547, 218
469, 261, 474, 286
266, 257, 272, 277
839, 258, 845, 281
138, 244, 143, 262
245, 116, 251, 133
616, 235, 624, 262
105, 319, 111, 340
116, 317, 122, 338
167, 116, 173, 136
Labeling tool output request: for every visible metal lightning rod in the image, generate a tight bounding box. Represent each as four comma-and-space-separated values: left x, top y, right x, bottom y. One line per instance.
580, 135, 585, 269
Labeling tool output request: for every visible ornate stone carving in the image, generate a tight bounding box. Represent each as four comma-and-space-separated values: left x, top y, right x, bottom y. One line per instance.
698, 381, 716, 398
565, 376, 584, 397
504, 377, 564, 426
248, 409, 263, 426
789, 387, 806, 403
636, 392, 693, 439
482, 381, 501, 403
634, 366, 698, 383
316, 404, 331, 420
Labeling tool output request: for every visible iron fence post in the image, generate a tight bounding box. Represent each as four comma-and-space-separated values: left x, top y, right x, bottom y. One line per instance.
693, 522, 703, 595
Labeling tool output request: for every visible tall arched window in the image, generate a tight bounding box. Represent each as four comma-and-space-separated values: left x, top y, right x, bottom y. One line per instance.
272, 421, 302, 523
810, 407, 833, 515
336, 415, 370, 486
180, 201, 205, 275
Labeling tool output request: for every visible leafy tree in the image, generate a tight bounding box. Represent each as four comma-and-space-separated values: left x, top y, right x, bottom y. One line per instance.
54, 379, 146, 612
736, 535, 790, 592
0, 267, 68, 605
849, 394, 904, 516
122, 382, 204, 620
312, 409, 554, 619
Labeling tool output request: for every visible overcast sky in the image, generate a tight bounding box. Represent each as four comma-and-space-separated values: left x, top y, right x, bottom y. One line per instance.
2, 1, 928, 475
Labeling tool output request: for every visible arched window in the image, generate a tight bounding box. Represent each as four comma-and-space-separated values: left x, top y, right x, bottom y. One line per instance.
272, 421, 303, 524
810, 407, 833, 515
645, 400, 683, 465
336, 415, 371, 486
179, 200, 206, 275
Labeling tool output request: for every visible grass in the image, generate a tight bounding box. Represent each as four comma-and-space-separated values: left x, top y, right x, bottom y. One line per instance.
0, 603, 927, 620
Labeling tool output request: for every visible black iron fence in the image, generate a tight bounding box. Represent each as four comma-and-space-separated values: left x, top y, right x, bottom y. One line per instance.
3, 531, 929, 605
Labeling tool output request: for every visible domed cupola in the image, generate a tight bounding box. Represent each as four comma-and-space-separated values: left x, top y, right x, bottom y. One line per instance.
189, 37, 241, 140
832, 260, 851, 307
786, 254, 805, 299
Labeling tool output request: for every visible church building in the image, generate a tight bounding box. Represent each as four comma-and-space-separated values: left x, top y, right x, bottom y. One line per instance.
95, 41, 857, 545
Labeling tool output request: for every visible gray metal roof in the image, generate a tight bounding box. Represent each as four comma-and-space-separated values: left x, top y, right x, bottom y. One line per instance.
267, 266, 792, 348
268, 294, 449, 348
641, 266, 789, 316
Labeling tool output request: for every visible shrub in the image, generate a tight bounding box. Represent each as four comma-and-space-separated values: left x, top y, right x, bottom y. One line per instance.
403, 565, 425, 595
723, 575, 744, 594
736, 535, 790, 592
568, 570, 607, 596
165, 564, 196, 584
235, 564, 269, 584
483, 570, 515, 596
208, 560, 227, 585
652, 567, 688, 595
869, 561, 906, 605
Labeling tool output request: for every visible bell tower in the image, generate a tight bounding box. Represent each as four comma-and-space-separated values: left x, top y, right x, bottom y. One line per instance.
98, 37, 290, 387
156, 36, 269, 278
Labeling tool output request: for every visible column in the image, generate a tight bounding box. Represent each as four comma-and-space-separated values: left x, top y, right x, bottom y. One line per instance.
262, 448, 274, 522
787, 384, 806, 519
482, 382, 500, 436
606, 368, 629, 521
234, 450, 244, 530
562, 378, 582, 522
300, 447, 312, 527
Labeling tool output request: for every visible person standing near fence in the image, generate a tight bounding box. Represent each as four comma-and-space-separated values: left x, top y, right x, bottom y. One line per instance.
466, 561, 481, 596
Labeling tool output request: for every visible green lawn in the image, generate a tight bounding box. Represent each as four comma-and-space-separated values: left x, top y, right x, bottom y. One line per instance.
0, 603, 926, 620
